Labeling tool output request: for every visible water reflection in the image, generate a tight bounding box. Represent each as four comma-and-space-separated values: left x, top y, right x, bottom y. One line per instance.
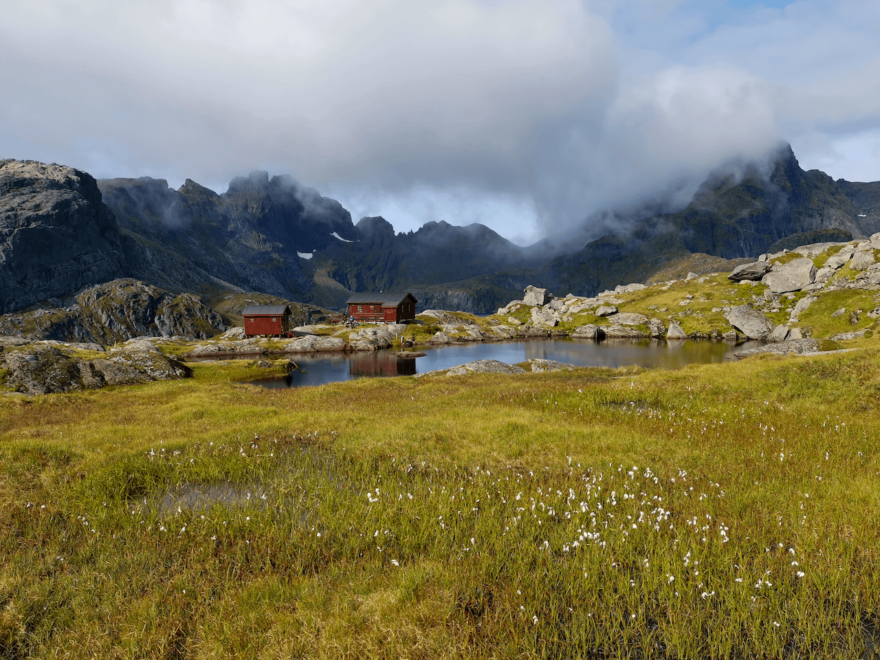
349, 352, 416, 377
245, 338, 748, 389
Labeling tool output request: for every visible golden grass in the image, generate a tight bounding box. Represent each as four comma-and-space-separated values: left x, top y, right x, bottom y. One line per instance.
2, 348, 880, 657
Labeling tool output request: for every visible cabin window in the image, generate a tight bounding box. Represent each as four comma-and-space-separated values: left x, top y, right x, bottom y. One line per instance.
272, 318, 276, 322
248, 318, 254, 323
358, 305, 363, 313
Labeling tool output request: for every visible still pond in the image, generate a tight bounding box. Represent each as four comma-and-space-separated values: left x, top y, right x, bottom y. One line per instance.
248, 338, 750, 389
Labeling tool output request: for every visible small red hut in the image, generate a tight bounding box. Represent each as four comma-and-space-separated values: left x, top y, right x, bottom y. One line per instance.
346, 292, 418, 323
242, 304, 292, 337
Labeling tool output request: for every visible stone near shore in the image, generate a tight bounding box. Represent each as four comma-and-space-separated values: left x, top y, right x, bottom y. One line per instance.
526, 359, 577, 373
595, 305, 618, 317
724, 305, 775, 340
732, 339, 822, 358
572, 324, 599, 340
446, 359, 526, 377
666, 323, 687, 340
603, 325, 646, 339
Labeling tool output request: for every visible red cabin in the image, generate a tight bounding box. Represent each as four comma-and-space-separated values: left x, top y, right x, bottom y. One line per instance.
346, 292, 418, 323
242, 304, 292, 337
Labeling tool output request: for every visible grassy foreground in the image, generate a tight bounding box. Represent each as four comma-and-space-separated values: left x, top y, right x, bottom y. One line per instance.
2, 353, 880, 658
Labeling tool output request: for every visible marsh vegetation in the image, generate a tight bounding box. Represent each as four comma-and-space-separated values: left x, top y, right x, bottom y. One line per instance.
2, 353, 880, 658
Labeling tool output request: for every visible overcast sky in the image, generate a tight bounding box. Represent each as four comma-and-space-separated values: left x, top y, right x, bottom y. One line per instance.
2, 0, 879, 245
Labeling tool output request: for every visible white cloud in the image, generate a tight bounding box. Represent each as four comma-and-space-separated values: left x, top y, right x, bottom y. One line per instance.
1, 0, 879, 243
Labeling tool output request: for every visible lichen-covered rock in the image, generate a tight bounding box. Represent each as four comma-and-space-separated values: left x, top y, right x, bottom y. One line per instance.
595, 305, 618, 317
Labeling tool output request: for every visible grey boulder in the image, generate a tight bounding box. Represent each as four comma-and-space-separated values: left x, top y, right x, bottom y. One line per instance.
724, 305, 775, 340
446, 360, 525, 376
666, 323, 688, 340
608, 312, 649, 326
523, 286, 550, 306
526, 359, 576, 373
766, 324, 790, 343
728, 261, 772, 281
595, 305, 618, 317
761, 258, 816, 293
572, 324, 599, 340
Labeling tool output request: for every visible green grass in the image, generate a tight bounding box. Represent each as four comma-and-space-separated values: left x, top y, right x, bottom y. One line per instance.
3, 350, 880, 657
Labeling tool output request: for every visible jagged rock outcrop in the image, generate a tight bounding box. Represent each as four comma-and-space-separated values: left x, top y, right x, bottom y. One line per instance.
0, 160, 128, 314
0, 337, 191, 395
0, 279, 225, 345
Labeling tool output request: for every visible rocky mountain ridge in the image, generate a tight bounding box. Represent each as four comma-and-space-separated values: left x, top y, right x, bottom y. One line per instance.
3, 146, 880, 319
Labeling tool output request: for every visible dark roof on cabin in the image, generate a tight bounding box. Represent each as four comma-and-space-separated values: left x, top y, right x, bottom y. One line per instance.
345, 292, 418, 306
241, 305, 291, 316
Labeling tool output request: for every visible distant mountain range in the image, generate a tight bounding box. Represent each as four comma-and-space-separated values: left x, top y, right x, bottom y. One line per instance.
3, 144, 880, 316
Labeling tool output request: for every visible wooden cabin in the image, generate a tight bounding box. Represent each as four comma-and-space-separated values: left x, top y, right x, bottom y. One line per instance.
345, 292, 418, 323
242, 304, 292, 337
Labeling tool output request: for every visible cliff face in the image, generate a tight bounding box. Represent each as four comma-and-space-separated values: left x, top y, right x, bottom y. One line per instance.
0, 160, 127, 313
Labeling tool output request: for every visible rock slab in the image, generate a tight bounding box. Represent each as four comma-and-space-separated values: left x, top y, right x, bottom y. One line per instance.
761, 258, 816, 293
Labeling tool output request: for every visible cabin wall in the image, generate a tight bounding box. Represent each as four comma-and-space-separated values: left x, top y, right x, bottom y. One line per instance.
245, 315, 286, 337
349, 303, 384, 321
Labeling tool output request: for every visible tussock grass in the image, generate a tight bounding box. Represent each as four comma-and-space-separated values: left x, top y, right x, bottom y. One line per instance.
3, 347, 880, 657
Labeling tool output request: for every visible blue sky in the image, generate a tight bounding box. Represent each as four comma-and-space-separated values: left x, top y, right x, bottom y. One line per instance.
2, 0, 879, 244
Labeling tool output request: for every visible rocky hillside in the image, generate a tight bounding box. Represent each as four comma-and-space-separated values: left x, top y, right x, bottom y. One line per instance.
0, 160, 129, 313
0, 279, 225, 346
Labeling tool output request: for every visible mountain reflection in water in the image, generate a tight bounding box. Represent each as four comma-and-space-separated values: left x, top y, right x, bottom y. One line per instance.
248, 338, 748, 389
